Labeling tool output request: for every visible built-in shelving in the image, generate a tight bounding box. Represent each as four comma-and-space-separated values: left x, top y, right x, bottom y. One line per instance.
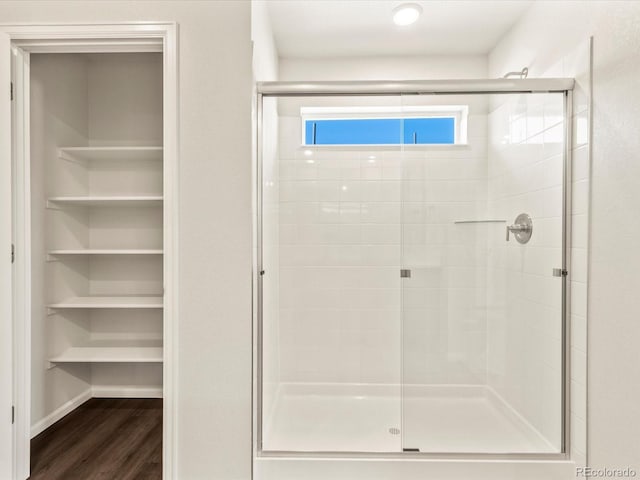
31, 54, 165, 404
48, 249, 163, 256
58, 146, 163, 163
47, 196, 163, 208
49, 346, 163, 366
48, 296, 163, 310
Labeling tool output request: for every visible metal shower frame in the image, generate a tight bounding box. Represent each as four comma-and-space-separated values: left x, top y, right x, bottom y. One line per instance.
253, 78, 575, 461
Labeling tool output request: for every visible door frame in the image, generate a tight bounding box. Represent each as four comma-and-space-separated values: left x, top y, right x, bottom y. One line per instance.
0, 22, 179, 480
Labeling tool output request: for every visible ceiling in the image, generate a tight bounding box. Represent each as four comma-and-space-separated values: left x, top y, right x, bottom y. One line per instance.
266, 0, 534, 58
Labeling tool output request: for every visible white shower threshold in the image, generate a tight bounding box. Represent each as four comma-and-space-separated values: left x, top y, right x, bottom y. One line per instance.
262, 383, 557, 454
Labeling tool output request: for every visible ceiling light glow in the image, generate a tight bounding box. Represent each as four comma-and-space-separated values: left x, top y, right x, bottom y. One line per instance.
392, 3, 423, 26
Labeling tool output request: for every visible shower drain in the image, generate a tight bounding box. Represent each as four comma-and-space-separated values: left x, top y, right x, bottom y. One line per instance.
388, 427, 401, 435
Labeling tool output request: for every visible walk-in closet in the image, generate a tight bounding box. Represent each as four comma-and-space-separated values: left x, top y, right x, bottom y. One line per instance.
28, 51, 164, 476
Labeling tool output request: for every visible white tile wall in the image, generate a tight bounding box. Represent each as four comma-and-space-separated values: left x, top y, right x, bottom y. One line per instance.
489, 26, 592, 463
486, 91, 565, 451
262, 97, 281, 427
485, 39, 591, 455
271, 97, 489, 386
276, 110, 404, 383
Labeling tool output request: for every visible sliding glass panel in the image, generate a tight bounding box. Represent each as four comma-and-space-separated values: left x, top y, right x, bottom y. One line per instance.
400, 92, 565, 454
260, 90, 567, 455
260, 95, 403, 452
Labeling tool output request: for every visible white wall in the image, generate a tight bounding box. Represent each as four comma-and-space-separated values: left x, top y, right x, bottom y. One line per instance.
0, 2, 253, 479
490, 0, 640, 473
252, 0, 279, 82
87, 53, 163, 146
280, 55, 487, 81
30, 54, 92, 430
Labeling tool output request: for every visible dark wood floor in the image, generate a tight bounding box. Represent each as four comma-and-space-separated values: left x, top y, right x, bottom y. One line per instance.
30, 398, 162, 480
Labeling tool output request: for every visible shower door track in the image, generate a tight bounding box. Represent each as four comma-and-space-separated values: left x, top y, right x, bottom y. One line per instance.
253, 78, 575, 461
256, 78, 574, 96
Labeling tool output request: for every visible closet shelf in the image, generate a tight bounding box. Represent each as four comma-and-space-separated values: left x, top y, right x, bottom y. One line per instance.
58, 146, 163, 163
49, 346, 163, 367
47, 196, 163, 208
48, 249, 163, 259
48, 296, 163, 310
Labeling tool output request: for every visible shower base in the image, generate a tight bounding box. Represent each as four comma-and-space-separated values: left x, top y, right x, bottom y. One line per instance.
262, 383, 556, 454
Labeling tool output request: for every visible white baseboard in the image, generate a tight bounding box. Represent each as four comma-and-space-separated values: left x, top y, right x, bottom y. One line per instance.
30, 386, 163, 438
30, 388, 92, 438
91, 385, 163, 398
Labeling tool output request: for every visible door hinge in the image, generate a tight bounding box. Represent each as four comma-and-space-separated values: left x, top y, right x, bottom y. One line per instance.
11, 244, 15, 264
11, 406, 14, 424
400, 269, 411, 278
10, 82, 13, 101
552, 268, 568, 277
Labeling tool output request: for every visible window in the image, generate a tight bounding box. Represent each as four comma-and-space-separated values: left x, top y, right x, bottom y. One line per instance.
301, 106, 467, 146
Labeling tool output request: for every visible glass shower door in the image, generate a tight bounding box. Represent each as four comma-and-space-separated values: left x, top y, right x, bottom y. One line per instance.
400, 92, 566, 454
260, 94, 405, 453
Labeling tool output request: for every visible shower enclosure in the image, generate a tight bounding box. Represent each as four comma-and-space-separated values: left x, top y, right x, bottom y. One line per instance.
255, 79, 573, 458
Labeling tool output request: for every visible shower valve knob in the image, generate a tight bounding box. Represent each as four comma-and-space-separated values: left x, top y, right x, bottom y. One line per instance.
506, 213, 533, 244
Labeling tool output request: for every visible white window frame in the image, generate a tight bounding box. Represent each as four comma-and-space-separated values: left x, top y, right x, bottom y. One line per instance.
300, 105, 469, 146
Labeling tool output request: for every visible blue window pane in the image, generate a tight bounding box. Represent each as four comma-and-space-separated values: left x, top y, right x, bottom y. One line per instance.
306, 118, 402, 145
403, 118, 455, 144
305, 117, 455, 145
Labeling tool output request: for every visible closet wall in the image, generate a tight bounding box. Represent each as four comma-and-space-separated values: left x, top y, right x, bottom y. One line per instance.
31, 54, 92, 428
30, 53, 164, 431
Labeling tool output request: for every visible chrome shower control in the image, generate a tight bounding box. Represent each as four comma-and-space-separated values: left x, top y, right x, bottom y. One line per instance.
506, 213, 533, 244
